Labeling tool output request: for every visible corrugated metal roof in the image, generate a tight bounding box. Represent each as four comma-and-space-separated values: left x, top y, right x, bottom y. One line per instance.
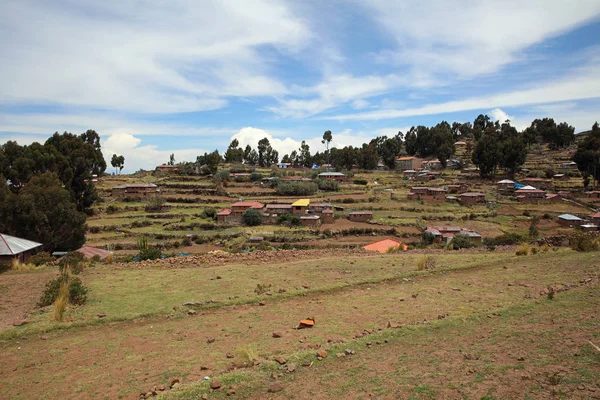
558, 214, 582, 220
318, 172, 345, 176
0, 234, 42, 255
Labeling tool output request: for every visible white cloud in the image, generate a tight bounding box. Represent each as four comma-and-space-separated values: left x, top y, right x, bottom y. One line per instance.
365, 0, 600, 80
0, 0, 309, 113
102, 133, 208, 173
352, 99, 371, 110
323, 60, 600, 130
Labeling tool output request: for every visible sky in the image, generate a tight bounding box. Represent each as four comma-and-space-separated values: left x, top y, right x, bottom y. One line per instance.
1, 0, 600, 172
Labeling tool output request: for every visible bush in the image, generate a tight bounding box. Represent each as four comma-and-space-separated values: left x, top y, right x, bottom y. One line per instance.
243, 208, 262, 226
39, 274, 88, 307
569, 232, 599, 252
422, 231, 435, 245
137, 236, 162, 261
105, 205, 119, 214
250, 172, 263, 182
448, 234, 475, 250
275, 181, 318, 196
416, 255, 436, 271
353, 179, 368, 185
483, 233, 526, 246
516, 243, 530, 256
29, 252, 54, 266
315, 179, 339, 191
53, 281, 69, 322
88, 226, 101, 234
201, 208, 217, 220
58, 252, 86, 274
277, 214, 300, 226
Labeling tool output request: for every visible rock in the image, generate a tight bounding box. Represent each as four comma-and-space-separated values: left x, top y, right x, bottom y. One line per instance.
226, 352, 234, 359
273, 355, 286, 365
40, 335, 49, 341
216, 276, 222, 279
336, 353, 346, 358
171, 383, 180, 389
286, 363, 296, 372
183, 302, 200, 306
344, 349, 355, 356
201, 394, 209, 400
187, 309, 197, 315
259, 301, 266, 306
272, 332, 283, 338
268, 383, 284, 393
200, 365, 210, 370
12, 320, 28, 326
97, 313, 106, 318
210, 379, 221, 390
227, 389, 236, 396
302, 360, 312, 367
207, 338, 215, 344
517, 356, 525, 361
387, 321, 400, 328
170, 378, 181, 388
316, 350, 328, 359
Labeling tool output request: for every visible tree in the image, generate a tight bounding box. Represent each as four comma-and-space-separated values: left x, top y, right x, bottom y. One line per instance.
404, 127, 417, 155
246, 149, 259, 166
473, 114, 493, 141
243, 145, 253, 164
298, 141, 311, 168
322, 130, 333, 163
196, 150, 221, 174
573, 122, 600, 185
378, 136, 403, 169
0, 172, 86, 252
168, 153, 175, 165
472, 130, 502, 178
257, 138, 273, 167
224, 139, 244, 164
111, 154, 125, 174
359, 143, 378, 170
242, 208, 262, 226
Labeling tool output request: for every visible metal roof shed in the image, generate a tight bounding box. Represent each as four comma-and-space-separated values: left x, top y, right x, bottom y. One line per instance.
0, 234, 42, 256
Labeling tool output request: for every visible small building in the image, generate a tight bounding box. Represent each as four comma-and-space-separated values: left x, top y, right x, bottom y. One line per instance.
155, 164, 179, 174
447, 184, 468, 194
515, 189, 546, 202
67, 245, 112, 260
363, 239, 407, 254
292, 199, 310, 216
545, 193, 563, 202
560, 161, 577, 169
318, 172, 345, 181
454, 141, 466, 147
395, 156, 423, 171
589, 212, 600, 223
421, 159, 442, 170
407, 187, 447, 202
112, 183, 160, 199
459, 192, 486, 206
425, 226, 482, 243
216, 208, 232, 224
0, 234, 42, 264
402, 169, 419, 177
580, 224, 599, 232
299, 215, 320, 227
553, 174, 569, 181
321, 209, 334, 224
276, 163, 291, 169
231, 201, 264, 217
584, 191, 600, 199
348, 211, 373, 222
309, 203, 333, 214
521, 178, 552, 189
265, 204, 293, 215
557, 214, 583, 226
497, 179, 515, 192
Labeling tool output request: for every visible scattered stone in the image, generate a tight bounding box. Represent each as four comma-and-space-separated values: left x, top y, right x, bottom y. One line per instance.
210, 379, 221, 390
227, 389, 236, 396
97, 313, 106, 318
216, 276, 222, 280
302, 360, 312, 367
336, 353, 346, 358
183, 302, 200, 306
411, 293, 418, 299
302, 284, 310, 289
517, 356, 525, 361
170, 378, 181, 388
272, 332, 283, 338
259, 301, 266, 306
200, 365, 210, 370
344, 349, 355, 356
12, 320, 28, 326
187, 310, 197, 315
316, 350, 328, 359
273, 356, 286, 365
207, 338, 215, 344
387, 321, 400, 329
268, 383, 284, 393
286, 363, 296, 372
40, 335, 49, 341
226, 352, 234, 359
201, 394, 209, 400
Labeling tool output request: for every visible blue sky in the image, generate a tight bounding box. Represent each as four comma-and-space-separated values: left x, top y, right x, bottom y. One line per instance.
1, 0, 600, 172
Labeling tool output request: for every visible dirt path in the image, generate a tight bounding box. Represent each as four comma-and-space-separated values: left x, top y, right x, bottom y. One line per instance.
0, 252, 597, 399
0, 271, 55, 331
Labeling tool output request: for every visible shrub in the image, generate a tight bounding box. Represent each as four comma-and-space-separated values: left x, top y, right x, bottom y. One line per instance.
88, 226, 101, 234
541, 243, 550, 252
529, 216, 540, 238
250, 172, 263, 182
353, 179, 368, 185
530, 245, 539, 254
569, 232, 599, 252
483, 233, 526, 246
234, 345, 259, 367
277, 214, 300, 226
416, 255, 436, 271
516, 243, 530, 256
137, 236, 162, 261
315, 179, 339, 191
547, 285, 555, 300
449, 234, 475, 250
201, 208, 217, 220
39, 274, 88, 307
275, 182, 318, 196
29, 252, 54, 266
254, 283, 272, 295
422, 231, 435, 245
53, 281, 69, 322
242, 208, 262, 226
58, 252, 86, 274
106, 205, 119, 214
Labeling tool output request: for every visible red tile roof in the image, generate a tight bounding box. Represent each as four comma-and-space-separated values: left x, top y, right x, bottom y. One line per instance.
231, 201, 264, 209
217, 208, 232, 216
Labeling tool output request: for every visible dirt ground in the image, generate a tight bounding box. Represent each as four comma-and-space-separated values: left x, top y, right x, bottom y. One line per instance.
0, 271, 55, 330
0, 250, 597, 399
